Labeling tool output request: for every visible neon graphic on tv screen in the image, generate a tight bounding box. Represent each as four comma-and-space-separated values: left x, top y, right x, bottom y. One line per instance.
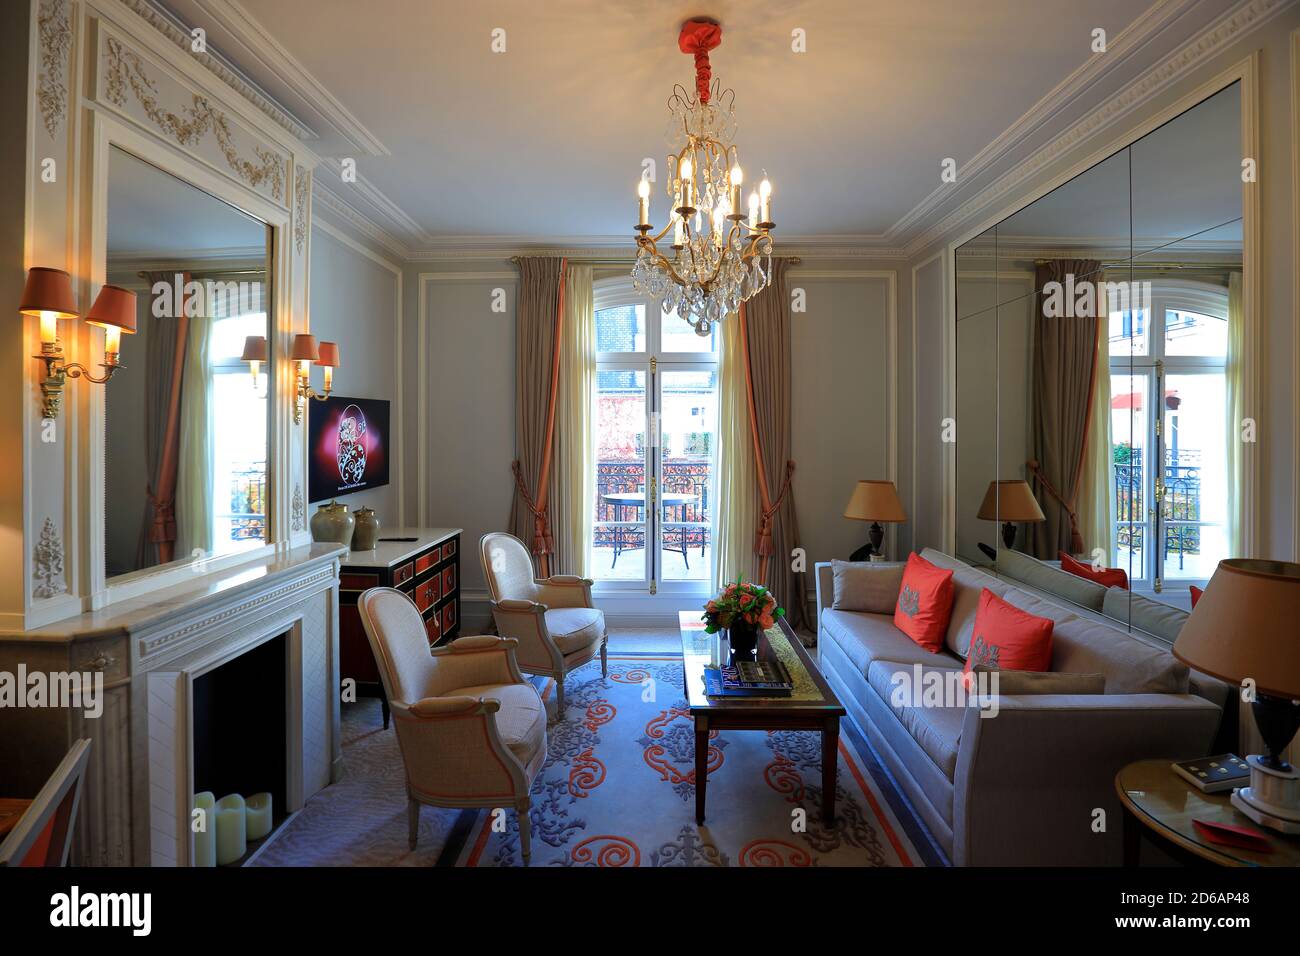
308, 395, 389, 502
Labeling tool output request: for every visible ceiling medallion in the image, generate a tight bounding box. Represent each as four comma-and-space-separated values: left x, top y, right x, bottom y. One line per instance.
632, 19, 775, 336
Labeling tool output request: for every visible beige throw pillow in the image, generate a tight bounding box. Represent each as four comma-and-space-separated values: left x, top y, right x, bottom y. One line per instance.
831, 560, 905, 613
971, 664, 1105, 695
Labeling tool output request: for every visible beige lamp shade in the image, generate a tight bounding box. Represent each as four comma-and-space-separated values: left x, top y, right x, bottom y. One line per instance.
1173, 559, 1300, 700
843, 480, 906, 523
316, 341, 340, 368
977, 480, 1046, 523
19, 267, 79, 318
290, 333, 319, 362
240, 335, 268, 363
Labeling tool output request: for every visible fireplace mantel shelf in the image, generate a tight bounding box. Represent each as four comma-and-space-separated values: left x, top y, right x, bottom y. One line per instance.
2, 543, 347, 644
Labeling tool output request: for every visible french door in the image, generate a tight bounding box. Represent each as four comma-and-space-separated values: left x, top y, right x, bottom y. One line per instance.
592, 280, 718, 599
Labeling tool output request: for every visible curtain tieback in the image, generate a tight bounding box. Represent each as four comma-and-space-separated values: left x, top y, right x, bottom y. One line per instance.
146, 487, 177, 544
511, 460, 554, 556
754, 460, 796, 556
1025, 459, 1084, 554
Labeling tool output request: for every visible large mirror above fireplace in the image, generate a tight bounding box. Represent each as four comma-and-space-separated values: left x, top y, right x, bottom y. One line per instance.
954, 81, 1246, 629
104, 147, 273, 579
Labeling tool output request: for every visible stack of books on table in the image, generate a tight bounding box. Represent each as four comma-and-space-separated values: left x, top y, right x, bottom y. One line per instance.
703, 660, 794, 697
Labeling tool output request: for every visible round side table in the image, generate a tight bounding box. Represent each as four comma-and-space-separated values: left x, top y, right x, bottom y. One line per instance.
1115, 758, 1300, 867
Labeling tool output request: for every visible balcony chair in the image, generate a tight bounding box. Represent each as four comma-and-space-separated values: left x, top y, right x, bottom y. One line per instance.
479, 532, 608, 717
358, 588, 545, 862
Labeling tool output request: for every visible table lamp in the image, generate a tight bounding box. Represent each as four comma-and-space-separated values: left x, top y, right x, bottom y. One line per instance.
978, 479, 1046, 550
1173, 559, 1300, 833
843, 480, 906, 561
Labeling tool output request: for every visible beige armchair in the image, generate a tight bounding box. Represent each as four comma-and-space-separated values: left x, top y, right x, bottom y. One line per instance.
479, 532, 608, 717
358, 587, 545, 862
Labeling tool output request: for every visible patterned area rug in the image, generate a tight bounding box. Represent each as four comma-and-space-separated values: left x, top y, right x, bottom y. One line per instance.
254, 652, 923, 867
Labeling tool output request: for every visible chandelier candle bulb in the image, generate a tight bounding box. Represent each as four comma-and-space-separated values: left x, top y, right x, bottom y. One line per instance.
637, 178, 650, 226
759, 178, 772, 225
729, 165, 744, 219
680, 156, 694, 209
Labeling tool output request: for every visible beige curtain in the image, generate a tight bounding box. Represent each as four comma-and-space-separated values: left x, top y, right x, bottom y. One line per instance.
712, 318, 756, 588
741, 259, 807, 630
510, 257, 566, 575
175, 314, 213, 560
1225, 271, 1246, 558
1029, 259, 1100, 559
552, 265, 594, 577
1075, 305, 1113, 563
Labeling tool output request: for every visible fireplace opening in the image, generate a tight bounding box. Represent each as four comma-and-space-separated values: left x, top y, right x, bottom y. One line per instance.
192, 631, 288, 864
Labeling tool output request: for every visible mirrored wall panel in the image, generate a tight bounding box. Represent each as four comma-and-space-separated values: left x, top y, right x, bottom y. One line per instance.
104, 147, 272, 578
953, 81, 1243, 629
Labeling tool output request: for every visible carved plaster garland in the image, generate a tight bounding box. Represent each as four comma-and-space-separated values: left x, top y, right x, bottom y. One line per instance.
104, 38, 286, 201
33, 517, 67, 599
295, 164, 310, 253
292, 485, 306, 532
36, 0, 72, 139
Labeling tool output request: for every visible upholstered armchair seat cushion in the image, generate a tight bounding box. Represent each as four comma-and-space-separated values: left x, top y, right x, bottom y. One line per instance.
445, 682, 546, 766
544, 607, 604, 653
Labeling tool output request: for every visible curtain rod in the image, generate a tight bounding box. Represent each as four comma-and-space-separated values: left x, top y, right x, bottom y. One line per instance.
136, 269, 266, 279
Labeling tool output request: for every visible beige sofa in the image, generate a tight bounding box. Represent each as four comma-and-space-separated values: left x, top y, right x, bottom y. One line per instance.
814, 548, 1224, 866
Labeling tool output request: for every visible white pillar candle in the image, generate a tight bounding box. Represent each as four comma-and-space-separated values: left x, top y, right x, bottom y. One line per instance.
215, 793, 247, 865
192, 791, 217, 868
245, 792, 273, 841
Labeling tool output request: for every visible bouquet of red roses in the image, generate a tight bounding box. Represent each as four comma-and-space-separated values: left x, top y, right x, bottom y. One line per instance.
702, 576, 785, 634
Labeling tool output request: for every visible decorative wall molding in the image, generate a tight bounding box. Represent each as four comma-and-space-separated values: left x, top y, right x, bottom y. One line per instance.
32, 517, 67, 599
103, 35, 286, 200
310, 182, 411, 260
904, 0, 1293, 258
36, 0, 73, 139
117, 0, 315, 141
291, 484, 305, 531
294, 163, 309, 253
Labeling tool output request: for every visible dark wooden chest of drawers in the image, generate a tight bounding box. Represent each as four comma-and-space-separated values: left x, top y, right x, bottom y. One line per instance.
337, 528, 462, 727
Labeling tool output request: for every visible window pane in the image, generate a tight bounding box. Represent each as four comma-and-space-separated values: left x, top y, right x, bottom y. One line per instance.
660, 306, 717, 353
1164, 308, 1227, 357
660, 369, 716, 581
1111, 372, 1147, 577
1162, 372, 1227, 581
595, 304, 646, 353
1108, 307, 1148, 357
212, 372, 267, 550
210, 312, 267, 361
593, 369, 646, 579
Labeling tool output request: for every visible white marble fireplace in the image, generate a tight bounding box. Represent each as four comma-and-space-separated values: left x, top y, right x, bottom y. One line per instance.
0, 544, 344, 866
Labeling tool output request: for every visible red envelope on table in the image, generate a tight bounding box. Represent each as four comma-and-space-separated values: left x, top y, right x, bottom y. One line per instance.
1192, 819, 1273, 852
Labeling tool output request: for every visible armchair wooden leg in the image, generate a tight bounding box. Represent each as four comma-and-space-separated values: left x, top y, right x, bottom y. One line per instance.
600, 640, 608, 677
555, 675, 565, 717
408, 798, 420, 850
517, 800, 532, 864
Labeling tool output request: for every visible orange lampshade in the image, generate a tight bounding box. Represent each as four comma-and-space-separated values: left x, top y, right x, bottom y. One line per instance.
1173, 559, 1300, 700
843, 480, 906, 523
84, 284, 137, 333
316, 341, 340, 368
290, 333, 319, 362
240, 335, 268, 363
19, 267, 79, 318
977, 480, 1046, 523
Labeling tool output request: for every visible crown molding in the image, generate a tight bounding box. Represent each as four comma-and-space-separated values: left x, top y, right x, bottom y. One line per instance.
886, 0, 1199, 244
118, 0, 316, 141
107, 243, 267, 263
309, 183, 411, 260
402, 236, 908, 261
902, 0, 1292, 258
180, 0, 390, 156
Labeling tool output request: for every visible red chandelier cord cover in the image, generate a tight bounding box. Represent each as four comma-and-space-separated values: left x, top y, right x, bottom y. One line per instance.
678, 20, 722, 103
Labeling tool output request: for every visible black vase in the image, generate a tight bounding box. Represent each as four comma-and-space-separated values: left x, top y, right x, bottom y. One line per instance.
727, 620, 759, 662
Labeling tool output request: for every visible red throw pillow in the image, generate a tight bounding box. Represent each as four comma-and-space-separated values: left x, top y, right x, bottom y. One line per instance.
1189, 585, 1204, 608
893, 552, 956, 653
963, 588, 1054, 675
1059, 551, 1129, 590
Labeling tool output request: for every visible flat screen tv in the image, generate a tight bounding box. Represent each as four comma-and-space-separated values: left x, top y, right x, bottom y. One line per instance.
308, 395, 390, 503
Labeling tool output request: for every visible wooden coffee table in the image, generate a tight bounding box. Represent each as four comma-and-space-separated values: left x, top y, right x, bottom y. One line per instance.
679, 610, 846, 825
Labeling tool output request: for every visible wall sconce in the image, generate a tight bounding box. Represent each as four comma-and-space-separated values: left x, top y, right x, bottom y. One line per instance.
240, 335, 267, 389
20, 268, 136, 419
290, 333, 339, 424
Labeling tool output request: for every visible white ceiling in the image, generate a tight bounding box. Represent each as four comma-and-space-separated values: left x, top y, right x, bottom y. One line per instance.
154, 0, 1251, 250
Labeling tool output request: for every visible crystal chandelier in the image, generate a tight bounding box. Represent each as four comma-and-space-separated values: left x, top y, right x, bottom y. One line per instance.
632, 20, 775, 337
